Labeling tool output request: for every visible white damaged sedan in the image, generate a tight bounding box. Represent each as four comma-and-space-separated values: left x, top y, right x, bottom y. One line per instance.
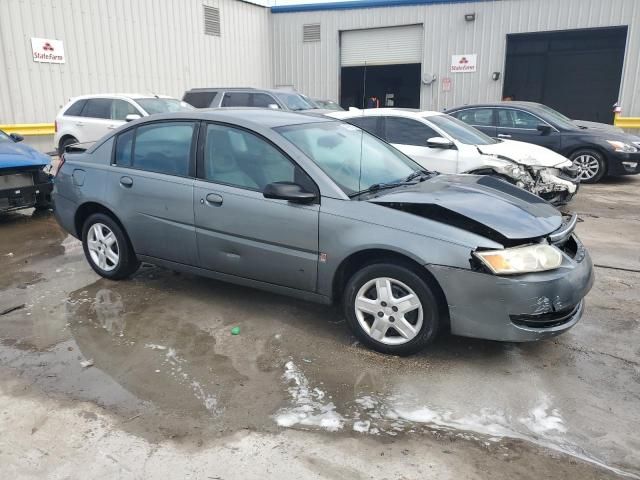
328, 108, 579, 205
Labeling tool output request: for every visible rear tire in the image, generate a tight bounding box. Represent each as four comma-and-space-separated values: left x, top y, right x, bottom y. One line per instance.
343, 263, 440, 356
82, 213, 140, 280
570, 149, 606, 183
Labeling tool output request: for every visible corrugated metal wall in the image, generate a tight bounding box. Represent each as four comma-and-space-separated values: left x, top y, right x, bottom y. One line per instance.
0, 0, 272, 125
271, 0, 640, 115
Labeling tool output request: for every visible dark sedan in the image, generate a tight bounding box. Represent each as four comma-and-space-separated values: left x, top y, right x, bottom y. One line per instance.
446, 101, 640, 183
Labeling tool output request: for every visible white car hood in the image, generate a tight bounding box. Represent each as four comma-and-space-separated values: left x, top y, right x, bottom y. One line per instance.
477, 139, 570, 168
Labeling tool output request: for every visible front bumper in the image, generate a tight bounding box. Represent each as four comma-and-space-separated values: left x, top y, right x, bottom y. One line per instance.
607, 151, 640, 176
427, 243, 594, 342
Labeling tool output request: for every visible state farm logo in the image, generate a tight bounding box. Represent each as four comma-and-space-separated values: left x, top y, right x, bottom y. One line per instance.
458, 57, 469, 64
451, 54, 476, 73
43, 42, 54, 51
31, 38, 65, 63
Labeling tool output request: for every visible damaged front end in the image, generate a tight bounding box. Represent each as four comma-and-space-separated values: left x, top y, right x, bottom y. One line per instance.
477, 151, 579, 206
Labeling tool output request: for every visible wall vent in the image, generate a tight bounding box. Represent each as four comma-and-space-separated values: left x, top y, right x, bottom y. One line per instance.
204, 5, 221, 36
303, 23, 320, 42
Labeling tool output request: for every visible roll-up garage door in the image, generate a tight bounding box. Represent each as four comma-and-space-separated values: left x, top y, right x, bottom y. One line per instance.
340, 25, 423, 67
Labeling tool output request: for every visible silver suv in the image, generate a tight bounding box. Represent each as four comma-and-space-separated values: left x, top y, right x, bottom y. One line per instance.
182, 88, 318, 112
52, 109, 594, 355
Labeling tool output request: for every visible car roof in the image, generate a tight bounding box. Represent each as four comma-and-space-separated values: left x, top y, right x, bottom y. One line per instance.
185, 87, 303, 95
130, 108, 335, 129
446, 101, 545, 112
70, 93, 174, 101
327, 108, 444, 120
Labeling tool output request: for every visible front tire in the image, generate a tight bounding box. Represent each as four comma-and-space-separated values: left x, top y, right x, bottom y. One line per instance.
343, 263, 440, 356
58, 136, 78, 155
82, 213, 139, 280
570, 149, 606, 183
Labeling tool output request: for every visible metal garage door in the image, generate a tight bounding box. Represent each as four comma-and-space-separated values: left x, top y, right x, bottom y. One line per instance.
340, 25, 423, 67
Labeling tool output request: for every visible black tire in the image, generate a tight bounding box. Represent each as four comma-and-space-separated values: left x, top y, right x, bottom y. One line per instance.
343, 263, 440, 356
58, 136, 78, 155
81, 213, 140, 280
569, 149, 606, 183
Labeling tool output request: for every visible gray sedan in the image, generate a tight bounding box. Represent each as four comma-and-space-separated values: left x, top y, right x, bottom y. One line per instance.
52, 109, 594, 355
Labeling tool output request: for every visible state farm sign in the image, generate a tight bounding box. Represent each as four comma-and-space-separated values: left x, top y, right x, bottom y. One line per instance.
451, 54, 477, 73
31, 38, 65, 64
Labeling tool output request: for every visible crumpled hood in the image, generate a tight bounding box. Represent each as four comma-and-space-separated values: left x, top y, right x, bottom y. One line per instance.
477, 139, 570, 168
369, 174, 562, 242
0, 141, 50, 170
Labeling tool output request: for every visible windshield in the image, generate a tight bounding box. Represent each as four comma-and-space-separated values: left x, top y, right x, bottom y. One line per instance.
136, 98, 194, 115
428, 114, 497, 145
534, 104, 579, 130
277, 121, 422, 195
274, 92, 316, 111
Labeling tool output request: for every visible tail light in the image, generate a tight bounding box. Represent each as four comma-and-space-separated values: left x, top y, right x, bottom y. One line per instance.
54, 153, 66, 178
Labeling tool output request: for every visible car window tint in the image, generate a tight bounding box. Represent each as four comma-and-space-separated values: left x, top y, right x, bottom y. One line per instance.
132, 122, 195, 176
221, 92, 251, 107
204, 124, 311, 192
384, 117, 438, 146
111, 100, 139, 121
82, 99, 113, 119
183, 91, 217, 108
498, 109, 540, 129
114, 129, 134, 166
456, 109, 494, 126
251, 93, 277, 108
346, 117, 379, 136
65, 100, 87, 116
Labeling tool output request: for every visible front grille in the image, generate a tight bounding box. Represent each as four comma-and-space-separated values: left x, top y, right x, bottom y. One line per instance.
511, 302, 580, 329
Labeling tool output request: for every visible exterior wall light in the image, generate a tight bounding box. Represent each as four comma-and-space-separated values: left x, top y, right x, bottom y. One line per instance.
465, 13, 476, 22
492, 72, 501, 81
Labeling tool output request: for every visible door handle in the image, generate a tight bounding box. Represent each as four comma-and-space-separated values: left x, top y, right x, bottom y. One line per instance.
120, 176, 133, 187
75, 122, 85, 127
107, 125, 118, 130
497, 134, 511, 138
204, 193, 223, 206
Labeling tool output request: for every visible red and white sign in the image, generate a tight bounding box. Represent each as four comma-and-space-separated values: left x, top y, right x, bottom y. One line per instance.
442, 77, 452, 92
31, 38, 65, 64
451, 54, 477, 73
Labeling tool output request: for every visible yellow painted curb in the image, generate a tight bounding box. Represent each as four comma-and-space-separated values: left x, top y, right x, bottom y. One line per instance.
614, 114, 640, 129
0, 123, 55, 136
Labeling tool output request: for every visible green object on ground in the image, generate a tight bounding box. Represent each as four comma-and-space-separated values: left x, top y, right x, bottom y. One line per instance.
231, 326, 241, 335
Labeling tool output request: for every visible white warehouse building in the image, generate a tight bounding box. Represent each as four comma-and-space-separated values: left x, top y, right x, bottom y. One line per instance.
1, 0, 639, 149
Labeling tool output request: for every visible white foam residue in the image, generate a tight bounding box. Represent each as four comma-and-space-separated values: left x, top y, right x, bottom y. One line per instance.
353, 420, 370, 433
274, 361, 344, 432
144, 343, 167, 350
519, 399, 567, 434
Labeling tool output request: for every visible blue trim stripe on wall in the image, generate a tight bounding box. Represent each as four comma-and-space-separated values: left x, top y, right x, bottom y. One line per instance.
271, 0, 492, 14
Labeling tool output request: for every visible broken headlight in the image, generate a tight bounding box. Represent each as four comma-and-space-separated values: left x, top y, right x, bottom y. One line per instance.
474, 244, 563, 275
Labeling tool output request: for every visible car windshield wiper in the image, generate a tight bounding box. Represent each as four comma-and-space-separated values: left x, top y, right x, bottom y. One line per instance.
349, 171, 435, 198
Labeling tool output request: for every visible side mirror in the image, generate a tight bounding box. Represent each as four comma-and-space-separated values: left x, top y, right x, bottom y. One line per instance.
427, 136, 454, 149
263, 182, 316, 204
125, 114, 141, 122
9, 133, 23, 143
537, 124, 552, 135
267, 104, 280, 110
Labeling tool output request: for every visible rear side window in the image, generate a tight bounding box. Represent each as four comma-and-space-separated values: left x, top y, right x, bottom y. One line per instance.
346, 117, 380, 136
82, 99, 112, 119
183, 91, 217, 108
132, 122, 196, 176
64, 100, 87, 116
384, 117, 438, 146
454, 109, 494, 127
498, 109, 540, 129
251, 93, 278, 108
114, 129, 134, 166
221, 92, 251, 107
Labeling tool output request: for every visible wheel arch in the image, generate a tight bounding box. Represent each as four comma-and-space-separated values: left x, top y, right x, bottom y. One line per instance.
331, 248, 450, 331
74, 202, 129, 244
566, 145, 609, 178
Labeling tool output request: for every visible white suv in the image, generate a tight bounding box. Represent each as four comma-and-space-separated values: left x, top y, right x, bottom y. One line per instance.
54, 94, 193, 152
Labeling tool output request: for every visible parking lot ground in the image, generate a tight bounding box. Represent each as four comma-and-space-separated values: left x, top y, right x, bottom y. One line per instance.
0, 177, 639, 479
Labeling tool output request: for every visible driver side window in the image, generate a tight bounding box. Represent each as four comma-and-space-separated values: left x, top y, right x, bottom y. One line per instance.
498, 109, 541, 129
383, 117, 438, 147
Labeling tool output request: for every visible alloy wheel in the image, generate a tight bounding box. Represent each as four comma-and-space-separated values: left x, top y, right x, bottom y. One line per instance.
354, 277, 423, 345
87, 223, 120, 272
572, 154, 600, 181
